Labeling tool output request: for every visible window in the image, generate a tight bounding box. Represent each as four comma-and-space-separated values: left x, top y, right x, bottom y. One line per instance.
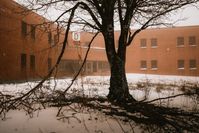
48, 58, 52, 71
48, 32, 52, 44
189, 59, 197, 69
189, 36, 196, 46
177, 37, 184, 47
140, 39, 147, 48
21, 54, 26, 70
86, 62, 92, 73
140, 60, 147, 70
178, 60, 184, 69
93, 61, 97, 72
151, 60, 158, 70
30, 55, 35, 71
31, 25, 36, 40
151, 38, 157, 48
21, 21, 27, 37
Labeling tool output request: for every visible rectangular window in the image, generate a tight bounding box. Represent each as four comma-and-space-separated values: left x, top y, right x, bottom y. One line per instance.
48, 58, 52, 71
86, 62, 92, 73
140, 60, 147, 70
189, 59, 197, 69
151, 38, 157, 48
21, 54, 26, 70
177, 37, 184, 47
151, 60, 158, 70
31, 25, 36, 40
93, 61, 97, 72
30, 55, 35, 71
140, 39, 147, 48
48, 32, 52, 44
21, 21, 27, 37
189, 36, 196, 46
178, 60, 184, 69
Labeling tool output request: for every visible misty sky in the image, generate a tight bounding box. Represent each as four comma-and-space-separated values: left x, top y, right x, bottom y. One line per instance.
173, 4, 199, 26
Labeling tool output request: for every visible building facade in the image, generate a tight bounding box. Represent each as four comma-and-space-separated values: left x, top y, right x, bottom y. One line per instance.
126, 26, 199, 76
0, 0, 199, 82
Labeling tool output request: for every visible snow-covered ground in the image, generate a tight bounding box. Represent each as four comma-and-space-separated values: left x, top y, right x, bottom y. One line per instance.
0, 73, 198, 133
0, 73, 198, 97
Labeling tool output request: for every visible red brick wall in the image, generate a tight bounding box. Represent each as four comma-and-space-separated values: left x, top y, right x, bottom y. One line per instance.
0, 0, 199, 82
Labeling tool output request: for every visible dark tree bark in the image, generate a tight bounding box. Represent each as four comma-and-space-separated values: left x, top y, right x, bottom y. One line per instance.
108, 55, 135, 102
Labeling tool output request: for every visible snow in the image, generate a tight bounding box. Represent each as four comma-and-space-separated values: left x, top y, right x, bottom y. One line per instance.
0, 73, 198, 133
0, 73, 198, 97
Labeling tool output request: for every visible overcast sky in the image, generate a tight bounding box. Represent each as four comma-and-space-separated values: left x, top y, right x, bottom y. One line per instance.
16, 0, 199, 27
173, 4, 199, 26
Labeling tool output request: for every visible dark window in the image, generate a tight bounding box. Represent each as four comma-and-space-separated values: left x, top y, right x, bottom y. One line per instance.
86, 62, 92, 73
189, 59, 197, 69
21, 54, 26, 70
21, 21, 27, 37
177, 37, 184, 47
189, 36, 196, 46
48, 58, 52, 71
140, 39, 147, 48
178, 60, 184, 69
93, 61, 97, 72
140, 60, 147, 69
151, 38, 157, 48
31, 25, 36, 40
151, 60, 158, 69
30, 55, 35, 70
48, 32, 52, 44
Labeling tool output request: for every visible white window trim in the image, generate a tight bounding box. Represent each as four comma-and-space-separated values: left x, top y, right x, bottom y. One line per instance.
189, 44, 197, 47
151, 68, 158, 70
151, 46, 158, 48
178, 67, 185, 70
176, 45, 185, 48
140, 68, 147, 70
190, 67, 197, 70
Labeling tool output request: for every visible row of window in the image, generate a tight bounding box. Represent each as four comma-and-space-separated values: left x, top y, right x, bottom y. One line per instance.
140, 38, 158, 48
140, 36, 197, 48
21, 21, 36, 40
177, 59, 197, 69
177, 36, 197, 47
58, 60, 109, 74
21, 21, 58, 45
21, 54, 36, 71
21, 54, 52, 72
140, 59, 197, 70
140, 60, 158, 70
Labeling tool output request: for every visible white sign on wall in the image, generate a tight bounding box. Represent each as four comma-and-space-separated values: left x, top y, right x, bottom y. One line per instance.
72, 32, 80, 41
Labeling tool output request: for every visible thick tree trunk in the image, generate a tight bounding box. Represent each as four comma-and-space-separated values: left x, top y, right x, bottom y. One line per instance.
107, 56, 136, 103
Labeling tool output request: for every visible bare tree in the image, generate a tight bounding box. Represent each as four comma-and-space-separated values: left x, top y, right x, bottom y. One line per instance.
17, 0, 199, 102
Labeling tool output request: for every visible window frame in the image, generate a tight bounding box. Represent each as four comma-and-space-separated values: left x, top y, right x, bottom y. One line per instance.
21, 21, 27, 37
189, 59, 197, 70
151, 60, 158, 70
140, 60, 147, 70
31, 25, 36, 40
177, 59, 185, 70
189, 36, 197, 46
140, 39, 147, 48
151, 38, 158, 48
30, 55, 35, 71
177, 37, 184, 47
21, 53, 27, 71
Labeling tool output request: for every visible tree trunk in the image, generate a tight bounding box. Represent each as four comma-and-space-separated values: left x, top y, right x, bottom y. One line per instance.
107, 55, 136, 103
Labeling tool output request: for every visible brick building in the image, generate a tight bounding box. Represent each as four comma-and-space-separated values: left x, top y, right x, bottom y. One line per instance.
0, 0, 199, 82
